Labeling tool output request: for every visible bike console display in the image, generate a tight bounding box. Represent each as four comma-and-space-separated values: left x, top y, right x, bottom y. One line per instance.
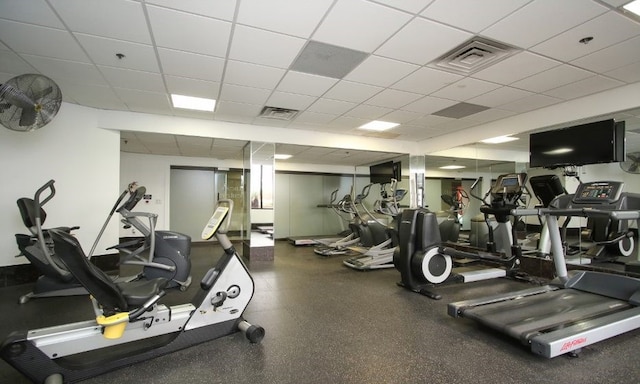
573, 181, 624, 204
490, 173, 527, 200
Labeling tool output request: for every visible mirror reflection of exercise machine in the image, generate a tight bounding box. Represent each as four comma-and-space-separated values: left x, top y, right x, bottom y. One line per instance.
394, 173, 527, 300
449, 181, 640, 358
1, 199, 264, 384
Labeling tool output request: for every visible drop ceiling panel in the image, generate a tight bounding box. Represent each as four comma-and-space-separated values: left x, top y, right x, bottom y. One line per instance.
276, 72, 339, 97
344, 55, 419, 87
326, 116, 370, 130
157, 48, 224, 81
58, 82, 127, 110
531, 11, 640, 62
266, 91, 317, 111
544, 75, 625, 100
229, 25, 306, 68
0, 20, 89, 62
237, 0, 333, 38
461, 108, 516, 124
421, 0, 530, 33
391, 67, 463, 94
176, 135, 213, 149
307, 98, 357, 115
605, 62, 640, 83
214, 101, 262, 121
114, 88, 172, 114
472, 52, 560, 85
224, 60, 286, 90
510, 64, 594, 93
400, 114, 453, 128
99, 66, 165, 92
499, 93, 562, 113
401, 95, 458, 114
344, 104, 393, 119
50, 0, 151, 44
146, 0, 237, 20
312, 0, 412, 53
322, 81, 383, 103
467, 86, 532, 108
365, 88, 424, 109
431, 77, 501, 101
380, 109, 423, 123
0, 0, 65, 28
75, 34, 160, 72
21, 55, 107, 85
481, 0, 607, 48
147, 5, 231, 57
0, 50, 34, 74
164, 76, 220, 99
292, 111, 338, 125
571, 35, 640, 73
375, 17, 472, 65
369, 0, 434, 13
220, 84, 271, 105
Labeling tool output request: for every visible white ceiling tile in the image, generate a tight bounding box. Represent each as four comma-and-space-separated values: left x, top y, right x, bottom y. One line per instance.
323, 80, 383, 103
164, 75, 220, 98
313, 0, 412, 53
375, 17, 472, 65
307, 98, 357, 115
220, 83, 271, 105
401, 95, 458, 114
20, 54, 107, 85
571, 35, 640, 73
176, 135, 213, 149
344, 55, 419, 87
392, 67, 462, 94
0, 0, 65, 28
292, 111, 337, 125
472, 52, 560, 85
57, 81, 127, 110
327, 115, 370, 130
276, 72, 338, 97
531, 11, 640, 62
482, 0, 607, 48
461, 108, 516, 124
406, 114, 454, 127
98, 66, 165, 92
0, 20, 89, 62
467, 86, 532, 107
499, 94, 563, 113
510, 64, 594, 93
368, 0, 434, 14
146, 0, 237, 20
543, 75, 625, 100
0, 50, 34, 74
172, 109, 215, 120
605, 61, 640, 83
157, 48, 224, 81
50, 0, 151, 44
421, 0, 530, 33
0, 41, 7, 50
214, 101, 262, 123
229, 25, 306, 68
365, 89, 423, 109
344, 104, 393, 119
431, 77, 501, 101
237, 0, 333, 38
114, 88, 172, 114
147, 5, 231, 57
224, 60, 286, 89
266, 91, 317, 110
75, 34, 160, 72
380, 109, 423, 123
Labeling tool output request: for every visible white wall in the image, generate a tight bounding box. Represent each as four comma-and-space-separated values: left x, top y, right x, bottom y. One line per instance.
0, 103, 120, 266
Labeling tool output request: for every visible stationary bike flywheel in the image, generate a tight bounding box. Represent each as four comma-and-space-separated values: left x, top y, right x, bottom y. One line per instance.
411, 247, 452, 284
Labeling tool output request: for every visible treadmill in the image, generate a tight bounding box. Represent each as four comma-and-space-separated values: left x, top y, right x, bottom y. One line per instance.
448, 181, 640, 358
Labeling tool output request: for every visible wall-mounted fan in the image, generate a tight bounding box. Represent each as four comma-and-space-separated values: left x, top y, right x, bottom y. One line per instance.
0, 74, 62, 132
620, 152, 640, 174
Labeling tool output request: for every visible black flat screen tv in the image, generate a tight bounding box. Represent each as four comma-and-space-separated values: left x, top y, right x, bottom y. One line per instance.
529, 119, 625, 168
370, 161, 395, 184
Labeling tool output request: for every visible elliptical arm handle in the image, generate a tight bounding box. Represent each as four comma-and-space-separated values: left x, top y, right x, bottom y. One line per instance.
469, 177, 487, 204
33, 180, 56, 219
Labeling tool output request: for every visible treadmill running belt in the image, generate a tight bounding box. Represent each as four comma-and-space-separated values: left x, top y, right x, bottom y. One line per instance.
462, 289, 630, 343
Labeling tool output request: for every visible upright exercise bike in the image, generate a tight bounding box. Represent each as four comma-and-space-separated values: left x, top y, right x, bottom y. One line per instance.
1, 199, 264, 384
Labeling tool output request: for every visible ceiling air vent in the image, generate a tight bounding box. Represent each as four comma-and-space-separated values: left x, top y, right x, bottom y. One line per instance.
427, 37, 519, 75
259, 106, 299, 121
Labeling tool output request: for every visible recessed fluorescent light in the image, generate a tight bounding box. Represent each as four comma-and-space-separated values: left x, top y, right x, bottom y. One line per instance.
171, 94, 216, 112
358, 120, 400, 131
480, 135, 519, 144
274, 154, 292, 160
439, 165, 466, 170
623, 0, 640, 16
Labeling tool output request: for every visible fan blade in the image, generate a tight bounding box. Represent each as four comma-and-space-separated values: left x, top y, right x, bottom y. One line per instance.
630, 163, 639, 173
18, 107, 37, 127
0, 84, 36, 110
30, 86, 53, 101
0, 102, 11, 112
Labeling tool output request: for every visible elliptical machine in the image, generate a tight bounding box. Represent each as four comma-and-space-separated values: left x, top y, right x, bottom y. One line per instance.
1, 199, 264, 384
92, 182, 192, 290
394, 173, 527, 300
14, 180, 86, 303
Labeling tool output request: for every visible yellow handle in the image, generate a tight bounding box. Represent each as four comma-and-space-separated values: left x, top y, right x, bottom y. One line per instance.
96, 313, 129, 339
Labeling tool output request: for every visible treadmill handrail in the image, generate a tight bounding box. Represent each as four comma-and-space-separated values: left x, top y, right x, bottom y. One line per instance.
512, 207, 640, 220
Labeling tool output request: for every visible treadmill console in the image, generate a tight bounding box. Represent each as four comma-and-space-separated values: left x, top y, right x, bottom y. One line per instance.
572, 181, 623, 205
